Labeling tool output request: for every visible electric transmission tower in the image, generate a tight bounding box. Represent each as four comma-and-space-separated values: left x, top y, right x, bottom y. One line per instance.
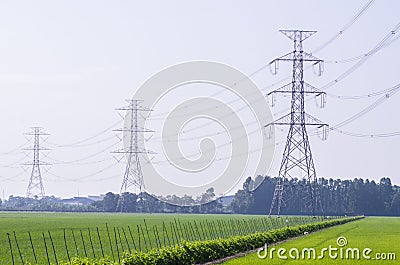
266, 30, 328, 217
22, 127, 50, 199
113, 99, 154, 212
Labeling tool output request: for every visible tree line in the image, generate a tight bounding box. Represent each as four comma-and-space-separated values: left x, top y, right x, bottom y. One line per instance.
231, 176, 400, 215
1, 176, 399, 215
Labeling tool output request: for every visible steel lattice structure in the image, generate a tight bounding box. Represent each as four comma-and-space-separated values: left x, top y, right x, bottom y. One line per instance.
266, 30, 328, 216
23, 127, 50, 199
113, 100, 154, 212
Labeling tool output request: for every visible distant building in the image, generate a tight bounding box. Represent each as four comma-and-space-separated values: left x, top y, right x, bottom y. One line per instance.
61, 194, 105, 205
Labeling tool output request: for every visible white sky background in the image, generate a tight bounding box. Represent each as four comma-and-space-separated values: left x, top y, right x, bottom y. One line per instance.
0, 0, 399, 199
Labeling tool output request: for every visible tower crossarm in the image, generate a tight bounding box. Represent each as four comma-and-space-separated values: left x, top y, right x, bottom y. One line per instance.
270, 51, 322, 64
265, 113, 328, 127
267, 82, 325, 96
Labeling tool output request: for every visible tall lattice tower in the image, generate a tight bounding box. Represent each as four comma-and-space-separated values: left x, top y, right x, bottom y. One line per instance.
113, 100, 154, 212
266, 30, 328, 216
23, 127, 50, 199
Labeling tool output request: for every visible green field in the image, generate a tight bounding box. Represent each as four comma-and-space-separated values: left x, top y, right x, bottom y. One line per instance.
224, 217, 399, 264
0, 212, 324, 264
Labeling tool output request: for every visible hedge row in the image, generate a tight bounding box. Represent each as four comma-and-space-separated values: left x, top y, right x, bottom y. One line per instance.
63, 216, 363, 265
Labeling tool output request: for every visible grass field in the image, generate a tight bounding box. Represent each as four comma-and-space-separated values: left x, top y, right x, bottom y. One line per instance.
0, 212, 324, 264
224, 217, 399, 264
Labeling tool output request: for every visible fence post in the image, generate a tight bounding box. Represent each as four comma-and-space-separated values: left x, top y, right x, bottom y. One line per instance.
177, 219, 185, 240
222, 220, 230, 237
42, 232, 50, 265
6, 233, 15, 265
62, 229, 70, 263
121, 227, 131, 252
152, 226, 160, 249
117, 227, 125, 253
139, 224, 148, 251
198, 221, 207, 240
113, 227, 121, 264
170, 222, 177, 245
87, 228, 96, 259
155, 225, 163, 248
162, 222, 169, 247
188, 222, 196, 241
127, 226, 137, 250
137, 225, 142, 251
48, 231, 58, 265
192, 220, 201, 241
96, 227, 105, 258
181, 222, 190, 240
204, 220, 215, 239
105, 223, 115, 262
71, 229, 79, 256
79, 229, 88, 258
13, 231, 24, 265
28, 231, 38, 264
143, 219, 153, 250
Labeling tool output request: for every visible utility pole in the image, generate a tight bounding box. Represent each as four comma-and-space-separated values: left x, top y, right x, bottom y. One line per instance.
112, 100, 154, 212
266, 30, 328, 216
23, 127, 50, 199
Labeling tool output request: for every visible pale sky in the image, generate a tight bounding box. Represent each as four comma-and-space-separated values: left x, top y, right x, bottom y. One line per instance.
0, 0, 399, 199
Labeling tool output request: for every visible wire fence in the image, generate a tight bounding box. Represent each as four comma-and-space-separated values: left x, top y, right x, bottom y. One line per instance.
4, 215, 333, 264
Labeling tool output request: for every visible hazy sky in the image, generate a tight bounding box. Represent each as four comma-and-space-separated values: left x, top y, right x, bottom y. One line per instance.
0, 0, 399, 199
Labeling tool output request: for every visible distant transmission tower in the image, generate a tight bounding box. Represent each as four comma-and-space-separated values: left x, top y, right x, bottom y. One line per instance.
113, 100, 154, 212
266, 30, 328, 216
23, 127, 50, 199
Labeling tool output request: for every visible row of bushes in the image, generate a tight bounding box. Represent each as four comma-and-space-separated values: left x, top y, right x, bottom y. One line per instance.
63, 216, 364, 265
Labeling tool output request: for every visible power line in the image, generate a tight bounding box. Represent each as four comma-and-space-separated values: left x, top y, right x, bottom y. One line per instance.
326, 83, 400, 100
48, 135, 116, 148
320, 22, 400, 91
47, 140, 121, 165
153, 79, 400, 165
0, 142, 30, 156
0, 171, 26, 182
48, 157, 114, 166
331, 84, 400, 130
0, 155, 29, 168
312, 0, 376, 53
150, 77, 400, 143
333, 129, 400, 138
48, 120, 121, 147
304, 83, 400, 138
324, 33, 400, 64
46, 162, 119, 182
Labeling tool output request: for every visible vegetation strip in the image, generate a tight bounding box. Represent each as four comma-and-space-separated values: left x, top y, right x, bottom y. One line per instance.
61, 216, 363, 265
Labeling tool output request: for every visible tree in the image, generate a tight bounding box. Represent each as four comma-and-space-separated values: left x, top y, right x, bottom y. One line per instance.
391, 192, 400, 214
197, 188, 222, 213
231, 177, 253, 213
120, 192, 138, 212
102, 192, 119, 212
248, 176, 275, 214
